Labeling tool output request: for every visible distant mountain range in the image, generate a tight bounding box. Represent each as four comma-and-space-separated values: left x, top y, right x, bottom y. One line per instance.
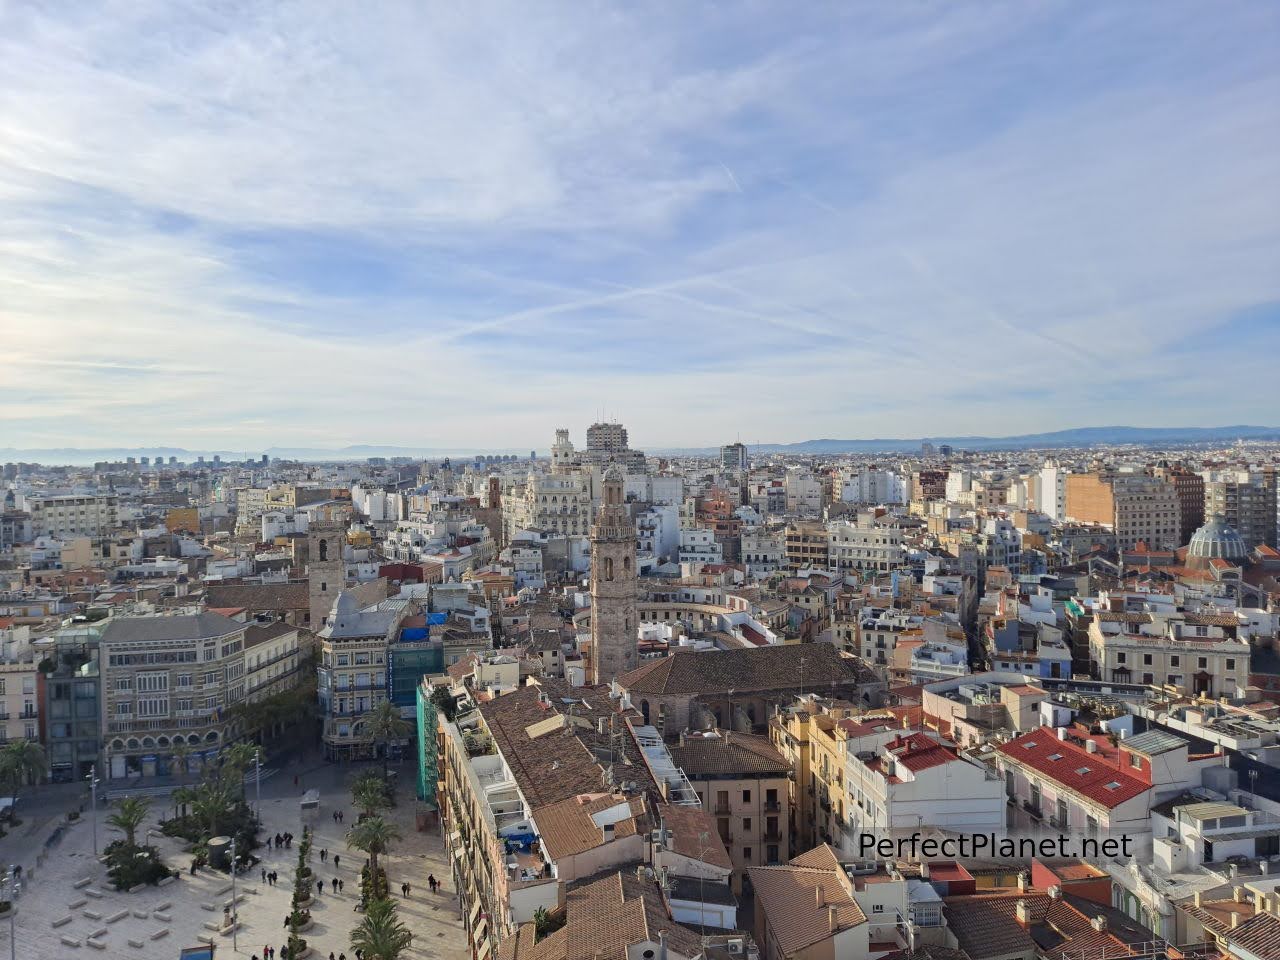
3, 425, 1277, 465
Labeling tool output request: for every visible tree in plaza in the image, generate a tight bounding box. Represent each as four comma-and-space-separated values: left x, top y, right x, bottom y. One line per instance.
191, 777, 238, 839
107, 795, 150, 847
367, 699, 411, 780
169, 740, 192, 785
351, 770, 390, 818
220, 741, 259, 796
346, 815, 401, 880
350, 896, 414, 960
0, 740, 45, 816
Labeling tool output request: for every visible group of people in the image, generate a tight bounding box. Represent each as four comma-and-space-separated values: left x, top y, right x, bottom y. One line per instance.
331, 809, 346, 824
314, 876, 346, 894
268, 831, 295, 850
252, 948, 370, 960
319, 847, 341, 869
261, 867, 280, 885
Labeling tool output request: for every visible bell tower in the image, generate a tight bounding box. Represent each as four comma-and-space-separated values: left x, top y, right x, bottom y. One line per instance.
589, 465, 638, 685
308, 521, 346, 630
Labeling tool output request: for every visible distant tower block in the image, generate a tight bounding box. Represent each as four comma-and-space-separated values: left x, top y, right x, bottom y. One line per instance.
308, 521, 346, 630
589, 465, 639, 685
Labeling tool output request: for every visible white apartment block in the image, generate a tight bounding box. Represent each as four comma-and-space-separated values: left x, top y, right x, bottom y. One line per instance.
1088, 613, 1250, 698
22, 494, 119, 539
828, 519, 906, 573
840, 467, 907, 505
742, 529, 786, 577
679, 527, 724, 565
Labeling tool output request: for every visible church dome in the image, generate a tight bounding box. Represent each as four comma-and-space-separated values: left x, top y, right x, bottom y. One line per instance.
1187, 514, 1248, 565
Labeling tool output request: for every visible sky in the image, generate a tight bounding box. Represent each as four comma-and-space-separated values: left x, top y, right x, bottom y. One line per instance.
2, 1, 1279, 452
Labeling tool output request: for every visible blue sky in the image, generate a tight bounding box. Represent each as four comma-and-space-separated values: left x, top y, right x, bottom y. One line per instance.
1, 1, 1278, 450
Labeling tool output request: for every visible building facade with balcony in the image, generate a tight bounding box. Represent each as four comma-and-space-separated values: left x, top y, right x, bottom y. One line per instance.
33, 621, 103, 782
100, 611, 248, 780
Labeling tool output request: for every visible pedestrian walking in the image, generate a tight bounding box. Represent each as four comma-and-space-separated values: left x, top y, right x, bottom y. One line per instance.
428, 873, 436, 892
334, 876, 340, 893
320, 848, 327, 862
338, 810, 344, 823
402, 881, 411, 898
333, 854, 340, 870
262, 868, 267, 882
317, 878, 324, 895
338, 878, 345, 892
275, 832, 282, 847
283, 914, 290, 928
330, 952, 336, 960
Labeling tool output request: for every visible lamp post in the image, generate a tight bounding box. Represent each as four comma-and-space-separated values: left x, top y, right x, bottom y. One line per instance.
2, 866, 17, 960
229, 836, 238, 953
87, 765, 101, 857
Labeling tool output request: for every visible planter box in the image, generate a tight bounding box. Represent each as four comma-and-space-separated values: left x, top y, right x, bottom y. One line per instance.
150, 929, 169, 941
52, 916, 73, 928
157, 875, 178, 887
128, 883, 147, 894
59, 935, 82, 947
87, 940, 107, 951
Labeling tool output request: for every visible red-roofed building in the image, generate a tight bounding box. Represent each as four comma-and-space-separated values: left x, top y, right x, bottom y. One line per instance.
995, 725, 1221, 840
845, 729, 1005, 844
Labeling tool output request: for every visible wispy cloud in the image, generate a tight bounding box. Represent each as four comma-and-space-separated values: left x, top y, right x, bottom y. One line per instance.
1, 1, 1278, 449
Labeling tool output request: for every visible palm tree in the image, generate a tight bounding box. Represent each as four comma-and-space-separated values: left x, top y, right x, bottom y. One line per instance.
346, 816, 401, 879
220, 742, 258, 796
0, 740, 45, 812
172, 785, 197, 821
170, 741, 191, 786
107, 796, 150, 847
191, 778, 236, 839
351, 771, 389, 818
367, 699, 412, 780
350, 897, 413, 960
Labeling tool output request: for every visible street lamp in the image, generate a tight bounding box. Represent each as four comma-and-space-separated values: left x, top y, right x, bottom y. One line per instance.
3, 866, 17, 960
229, 836, 238, 953
86, 765, 101, 857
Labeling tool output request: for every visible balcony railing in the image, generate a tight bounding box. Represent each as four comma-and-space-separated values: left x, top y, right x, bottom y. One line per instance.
764, 800, 782, 812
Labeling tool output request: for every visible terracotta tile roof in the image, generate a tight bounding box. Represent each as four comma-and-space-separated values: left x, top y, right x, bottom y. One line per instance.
749, 844, 867, 956
997, 727, 1147, 809
886, 732, 960, 773
206, 581, 310, 612
656, 804, 733, 871
787, 844, 842, 871
1222, 910, 1280, 958
944, 893, 1140, 960
668, 731, 789, 777
619, 643, 876, 695
519, 871, 703, 960
532, 793, 643, 860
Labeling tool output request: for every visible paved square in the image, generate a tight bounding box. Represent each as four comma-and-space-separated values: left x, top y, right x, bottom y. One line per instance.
2, 768, 469, 960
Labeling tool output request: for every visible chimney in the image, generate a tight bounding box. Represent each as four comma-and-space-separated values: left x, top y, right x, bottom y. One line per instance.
1048, 886, 1062, 900
1261, 860, 1270, 875
1085, 740, 1098, 754
1234, 886, 1246, 903
1017, 872, 1029, 893
1057, 727, 1069, 741
816, 885, 825, 909
1091, 916, 1107, 933
1230, 912, 1241, 929
828, 905, 839, 934
1194, 891, 1204, 908
1014, 900, 1032, 929
1256, 894, 1269, 916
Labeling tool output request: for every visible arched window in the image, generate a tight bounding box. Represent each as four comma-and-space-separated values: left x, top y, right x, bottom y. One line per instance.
604, 557, 614, 581
319, 538, 329, 562
623, 555, 631, 572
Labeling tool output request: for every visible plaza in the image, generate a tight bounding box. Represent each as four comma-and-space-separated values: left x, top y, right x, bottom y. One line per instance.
0, 761, 469, 960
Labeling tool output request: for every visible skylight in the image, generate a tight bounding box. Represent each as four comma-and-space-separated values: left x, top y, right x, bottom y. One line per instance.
1023, 741, 1037, 749
1076, 767, 1092, 775
1049, 753, 1063, 761
1105, 782, 1121, 790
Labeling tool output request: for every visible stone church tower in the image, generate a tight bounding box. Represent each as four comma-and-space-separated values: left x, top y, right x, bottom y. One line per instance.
589, 465, 639, 685
308, 521, 346, 631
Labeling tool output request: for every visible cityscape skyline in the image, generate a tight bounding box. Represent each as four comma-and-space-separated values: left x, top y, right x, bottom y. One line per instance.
3, 1, 1279, 448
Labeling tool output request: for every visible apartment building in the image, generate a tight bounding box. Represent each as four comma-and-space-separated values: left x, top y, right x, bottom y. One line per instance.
996, 725, 1222, 845
1065, 473, 1179, 550
243, 620, 304, 704
784, 521, 829, 570
1152, 462, 1205, 544
22, 493, 119, 539
36, 620, 104, 782
741, 528, 785, 577
0, 638, 40, 747
828, 517, 906, 574
678, 527, 724, 566
1204, 471, 1278, 549
101, 611, 248, 780
316, 591, 409, 761
1088, 610, 1251, 698
668, 729, 790, 892
505, 471, 594, 541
